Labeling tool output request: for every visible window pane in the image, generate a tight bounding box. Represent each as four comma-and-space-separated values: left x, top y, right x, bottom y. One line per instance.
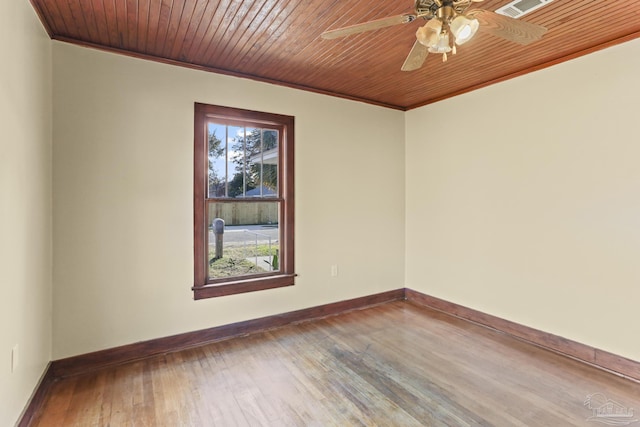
227, 125, 247, 197
208, 123, 227, 198
257, 129, 278, 198
226, 127, 235, 199
208, 123, 279, 199
207, 201, 280, 280
242, 127, 260, 196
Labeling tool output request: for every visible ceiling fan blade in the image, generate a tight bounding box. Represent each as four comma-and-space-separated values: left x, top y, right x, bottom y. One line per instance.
321, 14, 416, 40
468, 9, 547, 45
401, 40, 429, 71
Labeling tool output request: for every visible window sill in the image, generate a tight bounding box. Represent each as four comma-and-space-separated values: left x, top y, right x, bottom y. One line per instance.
193, 274, 296, 299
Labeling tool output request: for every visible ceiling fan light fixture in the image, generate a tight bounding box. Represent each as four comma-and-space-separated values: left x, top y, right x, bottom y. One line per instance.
416, 19, 442, 48
450, 14, 479, 45
427, 32, 452, 54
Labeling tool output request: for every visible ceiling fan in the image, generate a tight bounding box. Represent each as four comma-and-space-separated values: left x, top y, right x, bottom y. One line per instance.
321, 0, 548, 71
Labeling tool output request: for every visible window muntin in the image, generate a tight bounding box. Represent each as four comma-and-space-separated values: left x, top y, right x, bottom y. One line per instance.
193, 104, 294, 299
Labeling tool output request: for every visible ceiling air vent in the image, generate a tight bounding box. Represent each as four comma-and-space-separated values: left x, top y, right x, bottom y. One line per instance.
495, 0, 554, 19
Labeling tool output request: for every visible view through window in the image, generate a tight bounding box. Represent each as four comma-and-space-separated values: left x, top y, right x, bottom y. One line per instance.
207, 123, 280, 279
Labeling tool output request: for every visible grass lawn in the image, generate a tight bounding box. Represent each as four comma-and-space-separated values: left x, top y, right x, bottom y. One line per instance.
208, 244, 279, 279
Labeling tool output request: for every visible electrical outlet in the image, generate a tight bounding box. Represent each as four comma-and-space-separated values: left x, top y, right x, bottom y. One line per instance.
331, 265, 339, 277
11, 344, 19, 373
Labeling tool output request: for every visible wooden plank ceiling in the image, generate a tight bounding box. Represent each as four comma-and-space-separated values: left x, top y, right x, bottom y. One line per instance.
30, 0, 640, 110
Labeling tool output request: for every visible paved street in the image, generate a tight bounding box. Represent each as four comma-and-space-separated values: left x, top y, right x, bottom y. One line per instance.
208, 224, 279, 247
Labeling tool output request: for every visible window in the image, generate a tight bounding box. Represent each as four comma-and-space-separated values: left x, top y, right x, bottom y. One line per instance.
193, 103, 295, 299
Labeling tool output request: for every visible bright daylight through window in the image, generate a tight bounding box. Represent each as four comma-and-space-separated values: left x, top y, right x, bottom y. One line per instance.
193, 103, 295, 299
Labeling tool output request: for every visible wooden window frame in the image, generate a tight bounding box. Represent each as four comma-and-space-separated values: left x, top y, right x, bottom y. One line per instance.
193, 103, 295, 299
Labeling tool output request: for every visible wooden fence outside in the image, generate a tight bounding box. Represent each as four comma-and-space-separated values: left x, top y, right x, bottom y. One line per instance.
208, 202, 279, 226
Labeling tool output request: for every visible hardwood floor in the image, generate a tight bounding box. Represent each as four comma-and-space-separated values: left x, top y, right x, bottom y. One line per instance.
31, 301, 639, 426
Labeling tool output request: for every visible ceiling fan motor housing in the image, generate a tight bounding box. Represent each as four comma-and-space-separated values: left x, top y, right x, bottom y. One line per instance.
437, 5, 456, 20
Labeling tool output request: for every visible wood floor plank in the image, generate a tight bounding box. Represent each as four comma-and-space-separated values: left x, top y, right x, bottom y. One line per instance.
30, 301, 639, 426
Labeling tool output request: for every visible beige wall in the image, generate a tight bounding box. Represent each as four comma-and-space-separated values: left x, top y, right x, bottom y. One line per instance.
405, 38, 640, 361
0, 1, 52, 425
52, 42, 406, 359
